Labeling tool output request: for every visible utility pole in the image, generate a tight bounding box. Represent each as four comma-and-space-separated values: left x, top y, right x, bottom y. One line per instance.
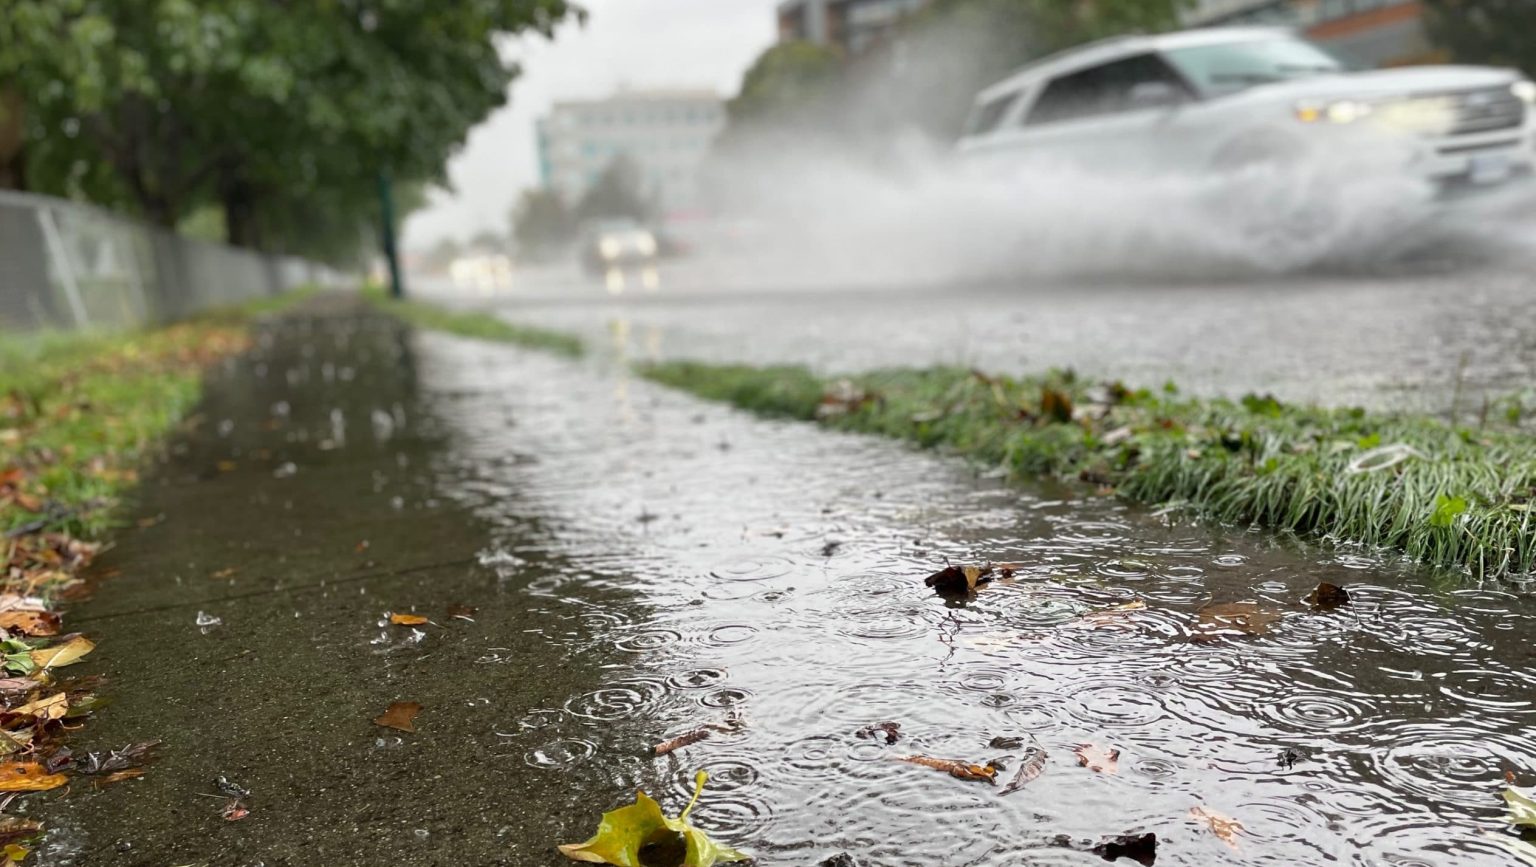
377, 169, 405, 299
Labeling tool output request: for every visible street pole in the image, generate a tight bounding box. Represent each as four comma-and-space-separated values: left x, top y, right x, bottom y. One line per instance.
377, 169, 404, 299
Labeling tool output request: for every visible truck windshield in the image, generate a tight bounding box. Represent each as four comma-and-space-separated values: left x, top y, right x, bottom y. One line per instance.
1163, 38, 1347, 96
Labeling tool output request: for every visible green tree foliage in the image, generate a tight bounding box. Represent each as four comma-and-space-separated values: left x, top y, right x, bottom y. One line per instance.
0, 0, 574, 262
728, 42, 846, 128
1422, 0, 1536, 76
511, 188, 575, 260
576, 158, 651, 224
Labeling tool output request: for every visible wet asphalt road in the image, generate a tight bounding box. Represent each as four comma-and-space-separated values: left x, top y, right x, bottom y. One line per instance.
467, 259, 1536, 416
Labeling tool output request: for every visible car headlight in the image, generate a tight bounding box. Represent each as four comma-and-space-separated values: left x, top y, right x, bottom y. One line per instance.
635, 233, 657, 256
599, 238, 621, 259
1296, 99, 1373, 124
1514, 80, 1536, 105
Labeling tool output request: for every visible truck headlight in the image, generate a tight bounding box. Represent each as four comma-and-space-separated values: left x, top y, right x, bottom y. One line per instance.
635, 233, 657, 256
1296, 99, 1373, 124
1514, 80, 1536, 105
599, 238, 621, 259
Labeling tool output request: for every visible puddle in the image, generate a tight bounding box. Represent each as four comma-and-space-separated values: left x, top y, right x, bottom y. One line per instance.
27, 306, 1536, 866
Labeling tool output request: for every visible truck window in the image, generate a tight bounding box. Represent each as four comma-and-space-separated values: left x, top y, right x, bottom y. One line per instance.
1025, 53, 1190, 126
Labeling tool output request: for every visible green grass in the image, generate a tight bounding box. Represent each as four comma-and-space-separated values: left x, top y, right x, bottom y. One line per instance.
642, 362, 1536, 579
362, 286, 583, 357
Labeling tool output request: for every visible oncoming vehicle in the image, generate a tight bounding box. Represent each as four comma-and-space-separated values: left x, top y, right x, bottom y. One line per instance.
957, 27, 1536, 192
578, 220, 659, 276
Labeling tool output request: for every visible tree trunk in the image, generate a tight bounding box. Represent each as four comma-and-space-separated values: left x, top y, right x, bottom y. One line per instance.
0, 85, 27, 191
220, 176, 263, 249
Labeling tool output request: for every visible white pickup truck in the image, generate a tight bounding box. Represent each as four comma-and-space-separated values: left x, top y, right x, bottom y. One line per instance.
957, 27, 1536, 192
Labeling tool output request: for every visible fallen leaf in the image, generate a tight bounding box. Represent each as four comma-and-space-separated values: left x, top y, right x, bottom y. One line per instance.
29, 636, 93, 670
0, 762, 67, 791
1305, 582, 1351, 611
216, 460, 237, 473
101, 768, 145, 784
210, 568, 238, 580
0, 680, 37, 696
1190, 805, 1244, 850
0, 816, 41, 844
854, 721, 901, 745
221, 799, 250, 821
389, 613, 428, 626
1507, 786, 1536, 827
653, 729, 711, 757
373, 701, 422, 732
924, 564, 994, 597
999, 746, 1047, 796
1040, 386, 1074, 423
559, 770, 750, 866
1486, 833, 1536, 867
1192, 601, 1284, 642
79, 740, 160, 774
1089, 832, 1157, 865
1073, 599, 1148, 629
1074, 743, 1120, 774
10, 693, 67, 721
446, 603, 478, 620
898, 754, 998, 784
0, 612, 59, 638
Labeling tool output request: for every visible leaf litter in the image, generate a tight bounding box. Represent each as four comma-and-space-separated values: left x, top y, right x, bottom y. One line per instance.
559, 770, 749, 866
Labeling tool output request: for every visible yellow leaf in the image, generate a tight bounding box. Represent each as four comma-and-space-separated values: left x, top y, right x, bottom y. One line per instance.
2, 843, 25, 863
0, 763, 66, 792
389, 613, 428, 626
29, 636, 93, 670
1190, 805, 1244, 850
9, 693, 66, 721
559, 771, 749, 866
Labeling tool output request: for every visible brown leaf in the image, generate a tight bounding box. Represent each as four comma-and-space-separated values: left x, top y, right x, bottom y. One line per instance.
210, 567, 238, 580
389, 613, 428, 626
924, 564, 994, 597
1040, 386, 1074, 423
898, 754, 998, 784
1190, 805, 1243, 850
29, 635, 94, 669
1192, 601, 1284, 642
653, 728, 711, 757
854, 721, 901, 745
373, 701, 422, 733
0, 611, 60, 637
0, 816, 41, 845
1074, 743, 1120, 774
0, 762, 67, 791
0, 680, 36, 696
1305, 582, 1350, 611
1073, 599, 1148, 629
221, 799, 250, 821
999, 746, 1047, 795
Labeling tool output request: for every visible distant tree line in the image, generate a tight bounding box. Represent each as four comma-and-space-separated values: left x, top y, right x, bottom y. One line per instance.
1421, 0, 1536, 77
511, 157, 652, 261
0, 0, 575, 263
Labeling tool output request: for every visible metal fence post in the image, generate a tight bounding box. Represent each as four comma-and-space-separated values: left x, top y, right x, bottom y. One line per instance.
36, 206, 90, 329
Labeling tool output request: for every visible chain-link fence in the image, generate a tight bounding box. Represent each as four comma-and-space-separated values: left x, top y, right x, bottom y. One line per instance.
0, 190, 350, 333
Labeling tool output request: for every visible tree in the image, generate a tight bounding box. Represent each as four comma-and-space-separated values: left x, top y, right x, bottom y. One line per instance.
576, 158, 651, 224
511, 188, 574, 259
0, 0, 576, 263
728, 42, 846, 128
1422, 0, 1536, 76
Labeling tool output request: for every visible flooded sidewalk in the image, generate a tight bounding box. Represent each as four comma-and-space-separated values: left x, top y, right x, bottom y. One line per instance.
32, 301, 1536, 865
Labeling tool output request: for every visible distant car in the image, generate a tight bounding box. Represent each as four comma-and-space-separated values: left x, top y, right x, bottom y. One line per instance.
578, 220, 659, 275
957, 27, 1536, 192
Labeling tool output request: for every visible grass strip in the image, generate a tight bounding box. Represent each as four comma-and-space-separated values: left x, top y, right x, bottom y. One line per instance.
362, 287, 583, 357
641, 361, 1536, 579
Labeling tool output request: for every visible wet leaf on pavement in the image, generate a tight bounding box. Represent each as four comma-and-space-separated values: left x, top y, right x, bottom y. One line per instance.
9, 693, 67, 721
373, 701, 423, 733
0, 680, 35, 696
1089, 832, 1157, 865
1487, 833, 1536, 867
1506, 786, 1536, 827
653, 729, 712, 757
101, 768, 145, 784
1191, 601, 1283, 642
897, 755, 999, 784
854, 721, 901, 745
1073, 599, 1148, 629
0, 612, 59, 638
0, 817, 41, 844
79, 740, 160, 774
1074, 743, 1120, 774
389, 613, 429, 626
559, 770, 750, 866
221, 799, 251, 821
0, 762, 67, 791
924, 564, 993, 597
29, 635, 94, 669
999, 746, 1047, 795
1305, 582, 1351, 611
1190, 805, 1243, 850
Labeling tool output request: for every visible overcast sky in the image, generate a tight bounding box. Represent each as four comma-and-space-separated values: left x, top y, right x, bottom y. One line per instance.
402, 0, 780, 251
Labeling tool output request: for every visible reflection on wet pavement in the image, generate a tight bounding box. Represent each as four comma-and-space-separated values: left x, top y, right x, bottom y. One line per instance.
31, 304, 1536, 866
417, 331, 1536, 865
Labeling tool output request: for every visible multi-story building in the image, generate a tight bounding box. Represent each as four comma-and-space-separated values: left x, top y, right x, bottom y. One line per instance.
777, 0, 930, 55
535, 90, 726, 217
1184, 0, 1438, 67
